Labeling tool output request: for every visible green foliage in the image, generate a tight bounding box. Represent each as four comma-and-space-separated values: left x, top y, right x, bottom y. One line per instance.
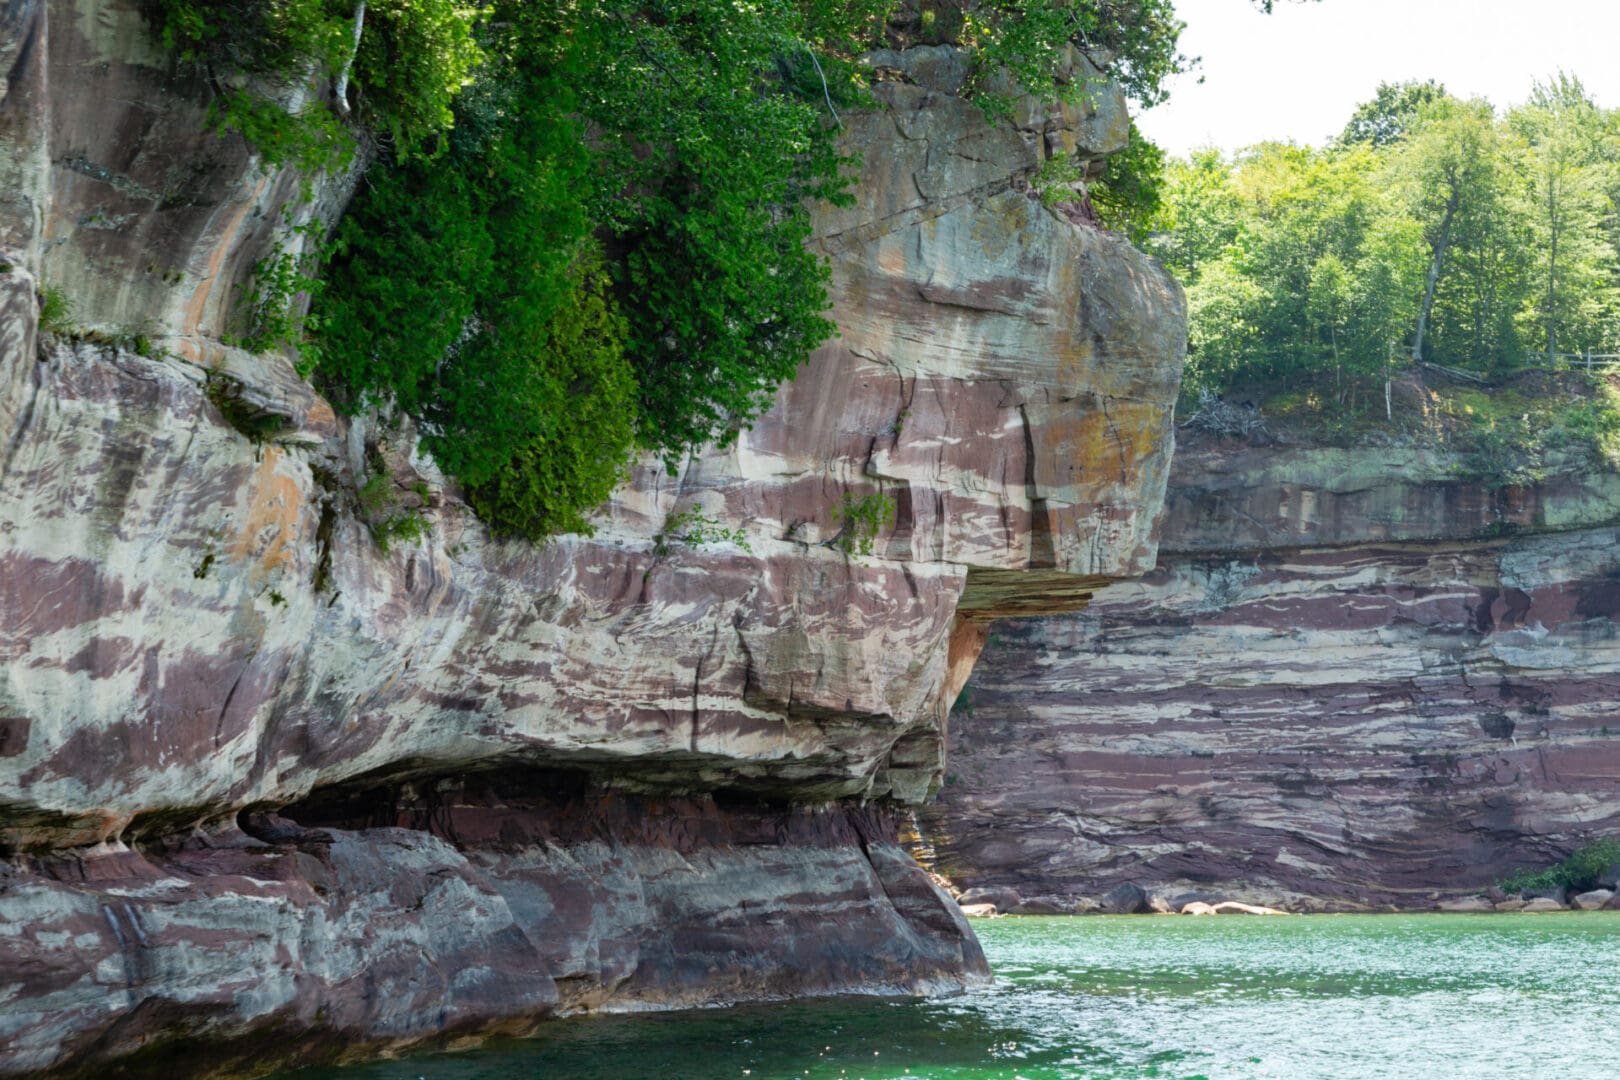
143, 0, 485, 166
357, 469, 431, 555
1160, 76, 1620, 435
1087, 121, 1168, 244
206, 376, 294, 442
36, 285, 165, 356
455, 262, 638, 540
1033, 153, 1087, 207
187, 0, 1205, 542
1560, 379, 1620, 468
1454, 413, 1549, 488
958, 0, 1188, 114
230, 221, 327, 354
313, 0, 872, 535
208, 88, 355, 173
315, 56, 634, 542
831, 490, 896, 556
1338, 79, 1447, 148
1512, 75, 1617, 359
350, 0, 486, 157
652, 506, 754, 558
547, 0, 857, 467
146, 0, 355, 167
370, 510, 428, 555
147, 0, 345, 69
37, 284, 74, 335
1499, 838, 1620, 895
74, 324, 162, 356
1410, 373, 1620, 488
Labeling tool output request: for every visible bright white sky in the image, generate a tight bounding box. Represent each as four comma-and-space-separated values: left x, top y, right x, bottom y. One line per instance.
1134, 0, 1620, 157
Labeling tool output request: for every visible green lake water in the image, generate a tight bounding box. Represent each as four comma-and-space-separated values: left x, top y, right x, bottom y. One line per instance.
287, 913, 1620, 1079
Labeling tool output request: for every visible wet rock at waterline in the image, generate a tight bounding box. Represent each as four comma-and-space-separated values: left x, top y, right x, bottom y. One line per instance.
2, 786, 983, 1075
1099, 882, 1152, 915
1521, 897, 1569, 913
1438, 897, 1497, 913
957, 885, 1023, 911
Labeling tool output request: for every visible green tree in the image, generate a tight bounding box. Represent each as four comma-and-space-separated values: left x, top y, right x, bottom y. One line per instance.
1183, 256, 1266, 394
143, 0, 486, 164
1088, 121, 1168, 243
1151, 148, 1243, 279
152, 0, 1214, 539
961, 0, 1189, 113
1421, 116, 1531, 374
1339, 79, 1447, 148
1511, 75, 1618, 358
1306, 251, 1352, 390
1387, 97, 1501, 364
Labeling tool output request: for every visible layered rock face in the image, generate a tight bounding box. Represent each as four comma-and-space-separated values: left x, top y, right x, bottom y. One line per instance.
920, 430, 1620, 911
0, 2, 1185, 1073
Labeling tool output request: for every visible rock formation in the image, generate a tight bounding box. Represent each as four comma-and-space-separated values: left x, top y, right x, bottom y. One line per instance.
0, 2, 1185, 1073
919, 427, 1620, 911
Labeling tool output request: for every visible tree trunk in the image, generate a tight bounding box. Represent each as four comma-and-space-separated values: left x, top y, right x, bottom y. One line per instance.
1412, 195, 1459, 364
333, 1, 366, 119
1547, 179, 1558, 360
1332, 325, 1341, 402
1385, 351, 1393, 422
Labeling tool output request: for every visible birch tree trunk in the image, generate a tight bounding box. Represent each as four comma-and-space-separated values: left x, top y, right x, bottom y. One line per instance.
1411, 194, 1458, 364
333, 1, 366, 119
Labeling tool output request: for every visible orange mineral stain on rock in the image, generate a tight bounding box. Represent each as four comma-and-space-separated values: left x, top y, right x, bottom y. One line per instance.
1030, 399, 1166, 499
226, 447, 305, 584
183, 175, 273, 338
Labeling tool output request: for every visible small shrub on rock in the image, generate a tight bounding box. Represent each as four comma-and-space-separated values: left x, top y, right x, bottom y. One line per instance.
1499, 838, 1620, 896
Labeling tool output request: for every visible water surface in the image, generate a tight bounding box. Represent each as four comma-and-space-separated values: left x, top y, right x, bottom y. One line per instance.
288, 913, 1620, 1079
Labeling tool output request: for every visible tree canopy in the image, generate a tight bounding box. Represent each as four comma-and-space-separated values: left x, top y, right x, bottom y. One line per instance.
145, 0, 1199, 540
1157, 74, 1620, 477
1161, 75, 1620, 398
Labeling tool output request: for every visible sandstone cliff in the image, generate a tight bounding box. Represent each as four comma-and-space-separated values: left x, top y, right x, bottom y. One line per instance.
0, 2, 1185, 1073
920, 427, 1620, 912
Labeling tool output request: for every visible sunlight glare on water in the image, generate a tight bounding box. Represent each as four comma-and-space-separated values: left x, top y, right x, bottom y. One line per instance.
282, 913, 1620, 1079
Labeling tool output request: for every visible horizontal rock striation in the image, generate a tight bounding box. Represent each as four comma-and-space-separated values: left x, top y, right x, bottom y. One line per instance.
0, 2, 1185, 1073
920, 430, 1620, 910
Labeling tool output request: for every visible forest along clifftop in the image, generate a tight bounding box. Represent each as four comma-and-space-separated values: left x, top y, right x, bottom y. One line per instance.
0, 3, 1185, 1075
919, 388, 1620, 914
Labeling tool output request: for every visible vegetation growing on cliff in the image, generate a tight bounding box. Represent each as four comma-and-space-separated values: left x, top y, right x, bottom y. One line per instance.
1159, 75, 1620, 480
144, 0, 485, 166
1499, 838, 1620, 895
144, 0, 1198, 539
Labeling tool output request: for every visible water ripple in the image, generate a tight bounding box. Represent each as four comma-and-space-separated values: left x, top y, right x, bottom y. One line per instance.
282, 913, 1620, 1080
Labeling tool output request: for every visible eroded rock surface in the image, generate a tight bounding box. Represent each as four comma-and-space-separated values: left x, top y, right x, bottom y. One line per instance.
3, 778, 981, 1075
920, 430, 1620, 910
0, 2, 1184, 1072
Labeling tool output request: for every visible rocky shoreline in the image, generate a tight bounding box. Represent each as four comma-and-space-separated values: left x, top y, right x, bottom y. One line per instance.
939, 874, 1620, 917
